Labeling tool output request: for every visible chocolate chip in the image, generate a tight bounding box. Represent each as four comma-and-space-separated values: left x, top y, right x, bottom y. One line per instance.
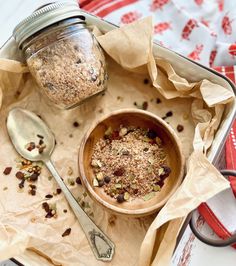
45, 194, 53, 199
114, 167, 125, 176
73, 121, 79, 127
117, 194, 125, 203
39, 139, 44, 145
142, 101, 148, 110
56, 188, 62, 194
76, 177, 82, 185
104, 176, 111, 183
62, 228, 71, 237
147, 129, 157, 139
156, 98, 162, 104
143, 78, 149, 84
3, 167, 12, 175
16, 171, 24, 180
177, 125, 184, 132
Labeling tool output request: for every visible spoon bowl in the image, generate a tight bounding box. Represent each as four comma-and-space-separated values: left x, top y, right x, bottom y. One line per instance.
7, 108, 54, 162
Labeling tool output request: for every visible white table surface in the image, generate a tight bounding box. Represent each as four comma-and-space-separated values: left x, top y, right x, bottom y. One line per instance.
0, 1, 235, 265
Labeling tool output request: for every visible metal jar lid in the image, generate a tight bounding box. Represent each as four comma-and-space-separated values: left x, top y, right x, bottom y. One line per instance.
13, 1, 85, 48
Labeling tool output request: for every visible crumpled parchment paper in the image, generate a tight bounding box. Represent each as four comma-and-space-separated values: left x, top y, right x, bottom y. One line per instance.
0, 17, 233, 266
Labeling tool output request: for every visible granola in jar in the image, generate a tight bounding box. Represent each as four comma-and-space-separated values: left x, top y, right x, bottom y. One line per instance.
13, 2, 107, 109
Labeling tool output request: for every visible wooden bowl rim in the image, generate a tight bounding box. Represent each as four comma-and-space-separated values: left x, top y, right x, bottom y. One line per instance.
78, 108, 185, 216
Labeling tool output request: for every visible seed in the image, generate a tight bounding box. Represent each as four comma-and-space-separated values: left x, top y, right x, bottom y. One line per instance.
124, 192, 130, 201
156, 98, 162, 104
38, 147, 45, 154
56, 188, 62, 194
26, 142, 36, 151
96, 172, 104, 181
63, 209, 67, 213
166, 111, 173, 117
177, 125, 184, 132
37, 134, 44, 139
155, 137, 162, 146
76, 177, 82, 185
16, 171, 24, 179
67, 167, 73, 176
98, 180, 105, 187
117, 194, 125, 203
3, 167, 12, 175
143, 78, 149, 84
73, 121, 79, 127
39, 139, 44, 145
29, 173, 39, 182
147, 129, 157, 139
29, 184, 36, 189
119, 127, 128, 137
114, 167, 125, 176
62, 228, 71, 237
104, 176, 111, 183
142, 101, 148, 110
45, 194, 53, 199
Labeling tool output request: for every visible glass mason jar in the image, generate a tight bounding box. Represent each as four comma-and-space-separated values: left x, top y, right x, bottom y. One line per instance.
13, 1, 107, 109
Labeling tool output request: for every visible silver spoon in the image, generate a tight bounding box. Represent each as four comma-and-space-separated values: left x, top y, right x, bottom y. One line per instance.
6, 107, 115, 261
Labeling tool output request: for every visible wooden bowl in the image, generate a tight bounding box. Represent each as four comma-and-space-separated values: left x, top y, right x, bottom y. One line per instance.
78, 109, 184, 217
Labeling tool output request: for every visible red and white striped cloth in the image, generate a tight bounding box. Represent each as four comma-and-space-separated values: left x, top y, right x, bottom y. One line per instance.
78, 0, 236, 247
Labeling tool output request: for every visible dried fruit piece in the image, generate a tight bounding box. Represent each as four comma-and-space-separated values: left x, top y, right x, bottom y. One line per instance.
104, 176, 111, 183
142, 101, 148, 110
62, 228, 71, 237
147, 129, 157, 139
117, 194, 125, 203
98, 180, 105, 187
153, 185, 160, 192
16, 171, 24, 180
76, 177, 82, 185
29, 173, 39, 182
42, 202, 50, 212
18, 179, 25, 189
3, 167, 12, 175
113, 167, 125, 176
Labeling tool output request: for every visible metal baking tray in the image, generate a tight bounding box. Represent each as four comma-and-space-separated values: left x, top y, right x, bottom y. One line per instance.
1, 10, 236, 266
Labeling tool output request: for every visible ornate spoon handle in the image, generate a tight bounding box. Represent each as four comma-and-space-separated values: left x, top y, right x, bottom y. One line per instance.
45, 160, 115, 261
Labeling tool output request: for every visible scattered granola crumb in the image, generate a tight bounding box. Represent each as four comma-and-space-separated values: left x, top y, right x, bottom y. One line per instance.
67, 167, 73, 176
108, 215, 117, 226
3, 187, 8, 191
156, 98, 162, 104
48, 176, 53, 181
177, 124, 184, 132
69, 134, 73, 138
3, 167, 12, 175
73, 121, 79, 127
62, 228, 71, 237
142, 101, 148, 110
